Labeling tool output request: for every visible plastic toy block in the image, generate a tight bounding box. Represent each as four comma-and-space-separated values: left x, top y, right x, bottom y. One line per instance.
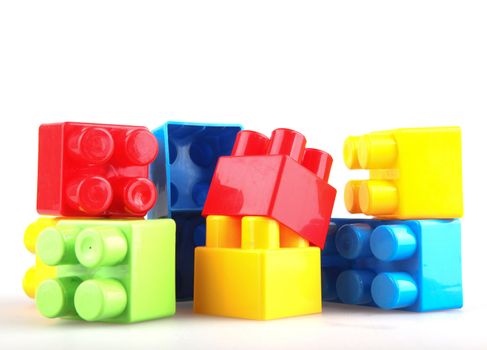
194, 216, 321, 320
343, 127, 463, 219
32, 218, 175, 323
173, 212, 206, 301
321, 218, 462, 312
23, 218, 58, 298
37, 122, 158, 217
149, 122, 242, 218
202, 129, 337, 248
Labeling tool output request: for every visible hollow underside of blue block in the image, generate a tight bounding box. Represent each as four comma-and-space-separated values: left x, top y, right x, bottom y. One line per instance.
149, 122, 242, 219
173, 211, 206, 301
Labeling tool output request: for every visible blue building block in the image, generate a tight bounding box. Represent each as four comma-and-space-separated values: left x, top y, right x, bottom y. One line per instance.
321, 218, 462, 312
149, 122, 242, 219
173, 212, 206, 300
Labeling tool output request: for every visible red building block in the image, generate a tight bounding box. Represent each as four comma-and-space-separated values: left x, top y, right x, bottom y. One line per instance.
37, 122, 158, 217
202, 128, 336, 248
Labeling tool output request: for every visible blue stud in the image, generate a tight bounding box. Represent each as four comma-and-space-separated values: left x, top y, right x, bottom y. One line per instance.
335, 224, 372, 259
370, 225, 417, 261
336, 270, 375, 305
371, 272, 418, 309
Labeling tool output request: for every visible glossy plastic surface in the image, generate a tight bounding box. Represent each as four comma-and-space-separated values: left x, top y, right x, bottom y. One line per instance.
344, 127, 463, 219
149, 122, 242, 218
194, 216, 321, 320
37, 122, 158, 217
33, 218, 175, 323
23, 218, 58, 298
173, 212, 206, 301
321, 218, 463, 312
203, 128, 336, 248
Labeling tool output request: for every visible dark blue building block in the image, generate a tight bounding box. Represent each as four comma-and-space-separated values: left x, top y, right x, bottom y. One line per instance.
173, 212, 206, 300
321, 218, 462, 312
149, 122, 242, 219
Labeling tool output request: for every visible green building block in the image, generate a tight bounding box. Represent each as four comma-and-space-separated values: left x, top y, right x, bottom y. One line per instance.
34, 218, 176, 323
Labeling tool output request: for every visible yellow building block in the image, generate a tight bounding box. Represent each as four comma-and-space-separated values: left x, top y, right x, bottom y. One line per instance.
194, 216, 322, 320
23, 218, 58, 298
343, 127, 463, 219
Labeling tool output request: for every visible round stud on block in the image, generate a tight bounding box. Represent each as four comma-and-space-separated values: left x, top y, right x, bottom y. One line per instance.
123, 178, 157, 214
359, 180, 398, 216
68, 127, 114, 164
37, 227, 78, 266
192, 182, 210, 207
190, 141, 215, 167
74, 279, 127, 321
344, 180, 363, 214
335, 224, 373, 260
206, 215, 241, 248
231, 130, 269, 156
66, 176, 113, 215
343, 136, 361, 169
371, 272, 418, 309
357, 134, 397, 169
241, 216, 280, 249
124, 129, 158, 165
267, 128, 307, 163
302, 148, 333, 182
370, 225, 417, 261
36, 277, 81, 318
75, 227, 127, 268
280, 224, 309, 248
336, 270, 375, 305
23, 267, 36, 298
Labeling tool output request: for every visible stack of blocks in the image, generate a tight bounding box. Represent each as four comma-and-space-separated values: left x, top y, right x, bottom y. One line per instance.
321, 127, 463, 311
195, 128, 337, 319
23, 122, 177, 323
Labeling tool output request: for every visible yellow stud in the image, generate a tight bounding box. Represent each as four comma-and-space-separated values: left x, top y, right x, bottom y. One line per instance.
343, 136, 361, 169
344, 180, 363, 214
357, 134, 397, 169
206, 215, 241, 248
280, 225, 309, 248
241, 216, 279, 249
359, 180, 398, 215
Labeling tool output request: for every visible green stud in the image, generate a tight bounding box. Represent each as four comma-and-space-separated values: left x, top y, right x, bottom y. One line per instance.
74, 279, 127, 321
75, 227, 127, 268
37, 227, 78, 266
36, 278, 81, 318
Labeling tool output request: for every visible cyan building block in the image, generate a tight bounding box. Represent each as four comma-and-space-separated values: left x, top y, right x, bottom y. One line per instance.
321, 218, 462, 312
149, 122, 242, 219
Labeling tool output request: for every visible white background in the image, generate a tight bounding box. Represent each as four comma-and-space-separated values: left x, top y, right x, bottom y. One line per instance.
0, 0, 486, 349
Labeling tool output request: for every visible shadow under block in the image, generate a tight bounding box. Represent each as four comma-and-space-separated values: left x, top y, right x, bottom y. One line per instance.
321, 218, 462, 312
149, 122, 242, 218
37, 122, 158, 217
33, 218, 176, 323
194, 216, 322, 320
23, 218, 58, 298
203, 128, 336, 248
343, 126, 463, 219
